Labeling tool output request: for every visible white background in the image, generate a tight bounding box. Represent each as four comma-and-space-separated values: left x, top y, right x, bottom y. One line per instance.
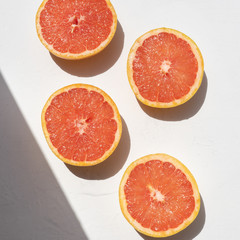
1, 0, 240, 239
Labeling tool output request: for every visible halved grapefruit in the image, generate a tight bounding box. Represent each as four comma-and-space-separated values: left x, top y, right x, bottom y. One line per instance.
119, 154, 200, 237
127, 28, 204, 108
41, 84, 122, 166
36, 0, 117, 59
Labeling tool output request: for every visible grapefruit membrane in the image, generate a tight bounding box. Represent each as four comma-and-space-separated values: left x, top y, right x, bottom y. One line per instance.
36, 0, 117, 59
41, 84, 122, 166
127, 28, 204, 108
119, 154, 200, 238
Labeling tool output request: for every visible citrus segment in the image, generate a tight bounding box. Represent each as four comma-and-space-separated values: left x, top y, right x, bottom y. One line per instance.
42, 84, 122, 166
119, 154, 200, 237
127, 28, 204, 108
36, 0, 117, 59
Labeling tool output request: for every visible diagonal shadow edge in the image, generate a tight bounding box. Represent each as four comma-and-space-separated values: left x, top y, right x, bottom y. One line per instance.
0, 71, 88, 240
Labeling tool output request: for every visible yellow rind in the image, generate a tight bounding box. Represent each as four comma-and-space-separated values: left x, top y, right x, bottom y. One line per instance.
36, 0, 117, 60
41, 84, 122, 166
119, 153, 200, 238
127, 28, 204, 108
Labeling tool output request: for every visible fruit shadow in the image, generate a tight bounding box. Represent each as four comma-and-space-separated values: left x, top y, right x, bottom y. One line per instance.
0, 72, 88, 240
65, 116, 130, 180
138, 72, 208, 121
50, 20, 124, 77
137, 195, 206, 240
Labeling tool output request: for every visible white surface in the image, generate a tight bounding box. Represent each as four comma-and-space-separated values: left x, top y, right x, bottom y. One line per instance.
1, 0, 240, 239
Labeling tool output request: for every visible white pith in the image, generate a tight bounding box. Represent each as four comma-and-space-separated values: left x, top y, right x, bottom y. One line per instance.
74, 119, 88, 135
160, 60, 171, 73
148, 185, 165, 202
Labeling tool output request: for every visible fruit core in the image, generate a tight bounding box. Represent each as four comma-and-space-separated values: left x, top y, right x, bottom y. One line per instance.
160, 60, 171, 74
148, 185, 165, 202
69, 15, 85, 33
69, 14, 85, 24
74, 119, 88, 134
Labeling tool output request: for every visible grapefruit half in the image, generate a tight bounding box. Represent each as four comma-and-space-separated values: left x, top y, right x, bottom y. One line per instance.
36, 0, 117, 59
119, 154, 200, 237
127, 28, 204, 108
42, 84, 122, 166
